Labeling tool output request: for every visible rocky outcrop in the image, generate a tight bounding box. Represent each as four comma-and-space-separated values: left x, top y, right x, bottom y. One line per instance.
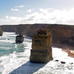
0, 27, 3, 36
16, 32, 24, 43
30, 28, 53, 63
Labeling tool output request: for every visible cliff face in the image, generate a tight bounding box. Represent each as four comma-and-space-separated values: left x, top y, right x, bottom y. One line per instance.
1, 25, 17, 32
16, 24, 31, 36
26, 24, 74, 45
46, 25, 74, 45
0, 24, 74, 45
28, 24, 49, 37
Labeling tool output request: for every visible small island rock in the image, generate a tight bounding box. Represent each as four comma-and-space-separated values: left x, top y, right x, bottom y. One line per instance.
16, 32, 24, 43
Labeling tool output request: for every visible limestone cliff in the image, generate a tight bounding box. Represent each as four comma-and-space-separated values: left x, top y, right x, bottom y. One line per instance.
28, 24, 74, 45
1, 25, 16, 32
0, 24, 74, 45
16, 24, 31, 36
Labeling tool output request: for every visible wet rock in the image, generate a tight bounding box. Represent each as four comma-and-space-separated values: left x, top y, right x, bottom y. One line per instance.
16, 32, 24, 43
0, 27, 3, 36
55, 60, 59, 62
61, 61, 66, 64
70, 63, 73, 64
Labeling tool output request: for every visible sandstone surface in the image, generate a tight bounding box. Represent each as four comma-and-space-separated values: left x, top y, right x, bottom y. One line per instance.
30, 28, 53, 63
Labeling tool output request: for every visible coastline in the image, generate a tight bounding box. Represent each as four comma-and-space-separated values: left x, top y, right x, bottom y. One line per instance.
52, 43, 74, 58
52, 43, 74, 50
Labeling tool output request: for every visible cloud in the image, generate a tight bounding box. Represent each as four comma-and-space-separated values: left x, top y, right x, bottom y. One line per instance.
0, 16, 22, 25
11, 8, 20, 11
1, 8, 74, 25
40, 8, 54, 13
27, 9, 32, 13
21, 8, 74, 25
27, 9, 34, 13
5, 16, 9, 19
16, 5, 25, 8
40, 8, 49, 13
11, 5, 25, 12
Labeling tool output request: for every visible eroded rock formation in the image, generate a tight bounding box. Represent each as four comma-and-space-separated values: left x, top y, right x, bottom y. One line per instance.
0, 27, 3, 36
30, 28, 53, 63
16, 32, 24, 43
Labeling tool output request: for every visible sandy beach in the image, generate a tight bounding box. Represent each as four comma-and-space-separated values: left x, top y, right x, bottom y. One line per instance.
52, 43, 74, 58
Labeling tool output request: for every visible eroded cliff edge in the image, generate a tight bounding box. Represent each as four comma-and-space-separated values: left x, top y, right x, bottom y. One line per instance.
1, 24, 74, 46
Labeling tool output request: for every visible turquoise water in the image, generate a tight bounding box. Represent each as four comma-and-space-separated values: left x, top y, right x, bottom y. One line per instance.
0, 32, 30, 56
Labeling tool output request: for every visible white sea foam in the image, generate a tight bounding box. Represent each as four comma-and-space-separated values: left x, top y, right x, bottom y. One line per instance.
0, 32, 16, 43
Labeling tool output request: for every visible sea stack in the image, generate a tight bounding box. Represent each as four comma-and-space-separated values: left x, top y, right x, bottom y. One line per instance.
16, 32, 24, 43
0, 27, 3, 36
30, 28, 53, 63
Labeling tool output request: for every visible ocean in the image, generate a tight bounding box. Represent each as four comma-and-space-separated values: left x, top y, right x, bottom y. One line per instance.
0, 32, 74, 74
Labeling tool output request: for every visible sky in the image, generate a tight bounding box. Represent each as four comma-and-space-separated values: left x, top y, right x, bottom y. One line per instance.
0, 0, 74, 25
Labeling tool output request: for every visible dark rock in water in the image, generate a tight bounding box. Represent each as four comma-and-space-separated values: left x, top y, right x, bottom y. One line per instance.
61, 61, 66, 64
0, 27, 3, 36
30, 28, 53, 63
70, 63, 73, 64
16, 32, 24, 43
55, 60, 59, 62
